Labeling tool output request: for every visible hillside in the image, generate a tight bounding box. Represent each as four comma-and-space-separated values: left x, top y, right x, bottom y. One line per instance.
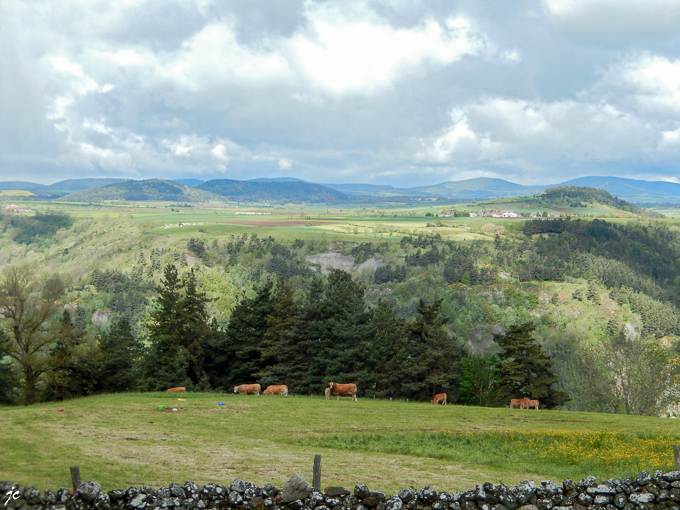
323, 183, 432, 197
45, 178, 131, 194
560, 176, 680, 203
57, 179, 225, 202
0, 181, 47, 191
409, 177, 546, 199
197, 179, 350, 204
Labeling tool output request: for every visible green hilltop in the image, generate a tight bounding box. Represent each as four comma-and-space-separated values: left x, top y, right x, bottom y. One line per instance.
57, 179, 225, 202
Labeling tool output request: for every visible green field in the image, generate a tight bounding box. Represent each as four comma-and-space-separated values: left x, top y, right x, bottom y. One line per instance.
2, 394, 679, 495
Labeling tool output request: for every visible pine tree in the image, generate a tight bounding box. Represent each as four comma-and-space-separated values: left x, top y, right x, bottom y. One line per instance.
311, 270, 370, 388
256, 278, 307, 391
141, 264, 190, 390
215, 280, 274, 388
181, 270, 214, 385
402, 299, 463, 402
44, 310, 83, 400
363, 300, 409, 398
494, 322, 570, 408
99, 318, 142, 393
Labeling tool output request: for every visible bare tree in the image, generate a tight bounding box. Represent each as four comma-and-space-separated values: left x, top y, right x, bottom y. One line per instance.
0, 265, 68, 404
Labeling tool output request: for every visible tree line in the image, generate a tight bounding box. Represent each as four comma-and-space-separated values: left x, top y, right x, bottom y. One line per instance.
0, 263, 568, 408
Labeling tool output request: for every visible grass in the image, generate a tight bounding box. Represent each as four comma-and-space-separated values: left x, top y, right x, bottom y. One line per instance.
304, 429, 679, 482
2, 394, 680, 495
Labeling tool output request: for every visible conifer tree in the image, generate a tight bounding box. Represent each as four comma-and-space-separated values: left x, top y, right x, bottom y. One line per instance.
402, 299, 462, 401
142, 264, 190, 390
256, 278, 307, 390
99, 318, 142, 393
363, 300, 409, 398
311, 270, 370, 387
494, 322, 569, 408
215, 280, 274, 388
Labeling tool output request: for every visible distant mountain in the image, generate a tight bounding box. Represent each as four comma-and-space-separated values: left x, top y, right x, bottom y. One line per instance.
0, 178, 132, 197
408, 177, 546, 199
558, 176, 680, 203
45, 178, 131, 193
0, 181, 47, 191
197, 179, 349, 204
249, 177, 307, 183
57, 179, 225, 202
323, 183, 431, 197
172, 179, 204, 187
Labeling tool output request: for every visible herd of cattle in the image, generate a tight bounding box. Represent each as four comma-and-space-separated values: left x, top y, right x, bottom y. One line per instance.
167, 385, 539, 408
232, 382, 358, 400
509, 396, 540, 409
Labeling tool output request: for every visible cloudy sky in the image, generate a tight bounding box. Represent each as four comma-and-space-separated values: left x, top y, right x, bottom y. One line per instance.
3, 0, 680, 187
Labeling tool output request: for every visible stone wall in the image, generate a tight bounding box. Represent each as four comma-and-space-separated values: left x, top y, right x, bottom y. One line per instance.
4, 469, 680, 510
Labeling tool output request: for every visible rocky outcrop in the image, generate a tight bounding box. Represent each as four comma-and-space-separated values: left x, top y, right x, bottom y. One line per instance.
4, 470, 680, 510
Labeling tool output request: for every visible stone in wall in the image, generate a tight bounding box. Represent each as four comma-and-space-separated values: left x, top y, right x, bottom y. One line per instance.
4, 470, 680, 510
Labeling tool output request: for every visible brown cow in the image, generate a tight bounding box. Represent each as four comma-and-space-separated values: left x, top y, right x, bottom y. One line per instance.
431, 393, 447, 405
329, 382, 357, 401
324, 387, 331, 400
234, 384, 261, 395
262, 385, 288, 396
527, 399, 540, 409
167, 387, 186, 393
510, 397, 529, 409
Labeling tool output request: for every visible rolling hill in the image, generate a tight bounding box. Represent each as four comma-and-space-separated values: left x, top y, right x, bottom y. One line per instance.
322, 183, 432, 197
197, 179, 350, 204
408, 177, 547, 199
559, 176, 680, 203
57, 179, 225, 202
4, 175, 680, 204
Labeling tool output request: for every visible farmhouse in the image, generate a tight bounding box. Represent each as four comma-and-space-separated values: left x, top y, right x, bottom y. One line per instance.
483, 211, 519, 218
5, 204, 31, 212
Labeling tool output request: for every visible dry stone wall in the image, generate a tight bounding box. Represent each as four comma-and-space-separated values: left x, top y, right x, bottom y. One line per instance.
4, 470, 680, 510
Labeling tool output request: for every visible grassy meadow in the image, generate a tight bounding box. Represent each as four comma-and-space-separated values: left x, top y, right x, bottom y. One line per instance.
2, 393, 680, 495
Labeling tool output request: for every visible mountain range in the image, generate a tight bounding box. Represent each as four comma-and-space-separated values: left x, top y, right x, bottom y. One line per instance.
1, 175, 679, 204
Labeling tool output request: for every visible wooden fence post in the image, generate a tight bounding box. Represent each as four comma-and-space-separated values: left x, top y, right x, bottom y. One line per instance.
312, 455, 321, 491
70, 466, 81, 491
673, 445, 680, 471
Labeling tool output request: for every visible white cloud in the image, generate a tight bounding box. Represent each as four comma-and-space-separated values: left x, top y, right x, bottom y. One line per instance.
290, 10, 489, 93
278, 158, 293, 170
604, 53, 680, 115
417, 96, 662, 166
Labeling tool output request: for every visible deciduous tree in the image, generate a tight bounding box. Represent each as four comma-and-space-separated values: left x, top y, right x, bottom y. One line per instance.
0, 265, 67, 404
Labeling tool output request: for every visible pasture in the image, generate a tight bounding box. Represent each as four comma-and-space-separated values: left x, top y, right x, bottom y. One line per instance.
2, 393, 679, 495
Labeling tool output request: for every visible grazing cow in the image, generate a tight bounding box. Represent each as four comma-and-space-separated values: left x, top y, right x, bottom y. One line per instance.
527, 399, 540, 409
329, 382, 357, 401
262, 385, 288, 396
510, 397, 530, 409
431, 393, 447, 405
324, 387, 331, 400
167, 387, 186, 393
234, 384, 261, 395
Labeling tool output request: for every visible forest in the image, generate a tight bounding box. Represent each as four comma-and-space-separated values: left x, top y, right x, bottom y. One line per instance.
0, 204, 679, 417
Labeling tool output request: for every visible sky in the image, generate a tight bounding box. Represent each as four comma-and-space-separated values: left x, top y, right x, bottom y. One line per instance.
2, 0, 680, 187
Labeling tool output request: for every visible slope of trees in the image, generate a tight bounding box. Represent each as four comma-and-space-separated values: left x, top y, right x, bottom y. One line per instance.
1, 212, 680, 415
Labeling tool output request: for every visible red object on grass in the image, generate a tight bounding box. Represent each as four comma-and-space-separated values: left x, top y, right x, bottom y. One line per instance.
57, 408, 64, 411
